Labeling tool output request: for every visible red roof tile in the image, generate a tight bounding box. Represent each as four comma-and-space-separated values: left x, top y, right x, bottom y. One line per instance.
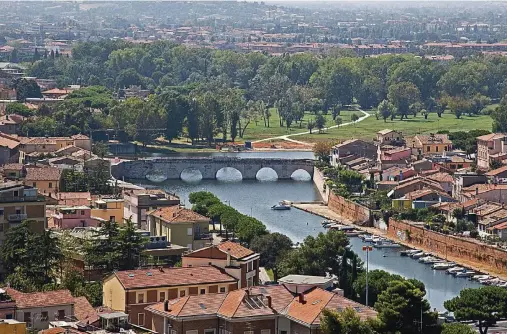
25, 167, 61, 181
216, 241, 255, 260
74, 296, 99, 324
113, 266, 237, 290
6, 288, 74, 309
148, 206, 209, 224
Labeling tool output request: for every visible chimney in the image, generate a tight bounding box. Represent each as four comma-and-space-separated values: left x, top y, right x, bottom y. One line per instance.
476, 187, 479, 196
298, 293, 305, 304
164, 300, 169, 312
266, 295, 272, 308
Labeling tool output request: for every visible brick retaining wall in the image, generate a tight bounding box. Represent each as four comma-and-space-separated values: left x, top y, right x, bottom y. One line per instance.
388, 219, 507, 275
328, 192, 371, 225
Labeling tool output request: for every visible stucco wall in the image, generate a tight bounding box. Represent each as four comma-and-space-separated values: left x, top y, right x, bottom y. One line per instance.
328, 192, 370, 225
313, 167, 329, 203
388, 219, 507, 275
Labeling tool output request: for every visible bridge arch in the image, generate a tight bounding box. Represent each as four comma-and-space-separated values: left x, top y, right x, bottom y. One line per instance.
180, 167, 203, 182
216, 167, 243, 182
256, 167, 278, 181
291, 169, 312, 181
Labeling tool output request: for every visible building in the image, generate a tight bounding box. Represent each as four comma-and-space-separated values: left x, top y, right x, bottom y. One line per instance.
91, 198, 124, 223
24, 167, 61, 195
0, 319, 26, 334
19, 135, 91, 155
0, 114, 25, 135
476, 133, 507, 170
102, 266, 238, 327
145, 285, 377, 334
376, 129, 403, 144
182, 241, 260, 287
123, 189, 180, 230
409, 134, 452, 156
0, 289, 16, 320
330, 139, 377, 167
278, 275, 336, 293
0, 134, 21, 165
1, 163, 25, 180
147, 206, 211, 250
52, 206, 105, 230
5, 288, 74, 330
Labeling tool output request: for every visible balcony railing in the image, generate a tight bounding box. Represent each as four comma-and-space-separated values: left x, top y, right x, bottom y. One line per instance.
0, 195, 43, 203
8, 213, 27, 221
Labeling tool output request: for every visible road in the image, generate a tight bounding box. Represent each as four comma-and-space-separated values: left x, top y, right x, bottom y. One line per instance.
253, 108, 371, 144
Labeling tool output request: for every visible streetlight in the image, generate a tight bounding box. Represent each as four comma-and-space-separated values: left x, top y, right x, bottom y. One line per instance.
362, 245, 373, 306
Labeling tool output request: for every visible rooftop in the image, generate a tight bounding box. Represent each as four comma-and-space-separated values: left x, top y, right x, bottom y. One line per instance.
148, 206, 209, 224
278, 275, 333, 285
25, 167, 62, 181
6, 288, 74, 309
112, 266, 237, 290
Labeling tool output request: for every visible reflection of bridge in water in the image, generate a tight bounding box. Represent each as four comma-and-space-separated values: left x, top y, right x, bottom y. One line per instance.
111, 157, 315, 181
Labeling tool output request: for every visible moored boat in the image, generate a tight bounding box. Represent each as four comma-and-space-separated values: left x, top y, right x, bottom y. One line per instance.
432, 262, 455, 270
454, 270, 475, 278
400, 249, 420, 256
271, 203, 290, 210
373, 240, 401, 248
446, 266, 464, 274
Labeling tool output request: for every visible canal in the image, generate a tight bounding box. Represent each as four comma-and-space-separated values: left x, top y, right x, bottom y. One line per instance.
132, 151, 481, 310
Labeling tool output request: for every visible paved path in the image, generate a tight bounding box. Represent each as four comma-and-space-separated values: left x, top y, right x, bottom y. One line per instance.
253, 108, 371, 143
259, 267, 271, 283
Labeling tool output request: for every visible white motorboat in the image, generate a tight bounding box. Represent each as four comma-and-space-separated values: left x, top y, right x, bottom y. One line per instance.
343, 230, 362, 237
446, 266, 464, 274
321, 220, 336, 226
400, 249, 421, 256
373, 240, 401, 248
495, 281, 507, 287
432, 262, 455, 270
419, 256, 441, 264
454, 270, 475, 278
411, 252, 428, 259
271, 203, 290, 210
472, 275, 492, 281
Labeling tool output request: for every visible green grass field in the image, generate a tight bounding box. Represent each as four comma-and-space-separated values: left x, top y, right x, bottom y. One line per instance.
296, 112, 493, 143
241, 109, 358, 141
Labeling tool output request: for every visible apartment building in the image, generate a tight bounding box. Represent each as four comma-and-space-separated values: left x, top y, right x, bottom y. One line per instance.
24, 167, 61, 195
146, 285, 377, 334
147, 206, 211, 250
409, 134, 452, 156
476, 133, 507, 170
102, 266, 238, 327
91, 198, 124, 223
52, 206, 105, 230
123, 189, 180, 230
182, 241, 260, 287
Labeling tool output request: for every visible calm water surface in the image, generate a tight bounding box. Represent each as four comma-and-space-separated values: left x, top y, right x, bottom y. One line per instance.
133, 151, 481, 310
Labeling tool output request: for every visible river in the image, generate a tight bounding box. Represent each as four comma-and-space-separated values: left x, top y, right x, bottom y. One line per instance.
132, 151, 481, 310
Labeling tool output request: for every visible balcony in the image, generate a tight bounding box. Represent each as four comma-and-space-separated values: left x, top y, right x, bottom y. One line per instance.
194, 233, 212, 240
8, 213, 27, 221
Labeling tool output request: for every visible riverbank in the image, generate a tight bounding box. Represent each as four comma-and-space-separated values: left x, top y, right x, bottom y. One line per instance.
290, 202, 507, 281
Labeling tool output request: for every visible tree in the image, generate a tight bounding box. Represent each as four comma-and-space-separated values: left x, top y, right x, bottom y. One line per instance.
12, 78, 42, 101
387, 82, 420, 120
85, 220, 121, 273
444, 96, 472, 119
307, 119, 315, 134
315, 113, 327, 133
117, 217, 147, 270
491, 96, 507, 133
158, 91, 188, 143
250, 233, 293, 282
353, 269, 404, 306
313, 141, 333, 162
9, 48, 19, 63
444, 286, 507, 334
320, 308, 376, 334
335, 116, 343, 127
441, 323, 476, 334
5, 102, 33, 117
375, 280, 437, 334
351, 113, 359, 125
377, 100, 394, 123
235, 216, 267, 245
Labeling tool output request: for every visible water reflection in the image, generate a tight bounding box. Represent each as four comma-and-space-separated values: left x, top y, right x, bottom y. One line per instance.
180, 168, 203, 183
256, 167, 278, 181
216, 167, 243, 182
291, 169, 312, 181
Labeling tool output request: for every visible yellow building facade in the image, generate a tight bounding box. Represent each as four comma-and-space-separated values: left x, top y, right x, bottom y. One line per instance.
0, 319, 26, 334
91, 199, 124, 223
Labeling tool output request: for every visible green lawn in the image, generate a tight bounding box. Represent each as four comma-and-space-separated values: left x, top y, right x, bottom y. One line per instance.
241, 109, 359, 141
296, 112, 493, 143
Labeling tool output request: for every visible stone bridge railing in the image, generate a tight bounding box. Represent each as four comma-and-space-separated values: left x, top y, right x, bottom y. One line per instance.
111, 157, 315, 181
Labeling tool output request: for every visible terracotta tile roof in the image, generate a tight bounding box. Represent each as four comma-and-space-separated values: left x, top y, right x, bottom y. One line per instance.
41, 328, 66, 334
2, 163, 24, 170
427, 172, 454, 183
25, 166, 61, 181
486, 165, 507, 176
42, 88, 73, 95
217, 241, 255, 260
71, 134, 90, 140
489, 221, 507, 230
73, 296, 100, 324
6, 288, 74, 309
377, 129, 396, 135
477, 133, 506, 142
217, 289, 245, 318
285, 288, 334, 325
113, 266, 237, 290
0, 135, 20, 149
415, 134, 452, 145
24, 137, 57, 145
148, 206, 209, 224
323, 293, 378, 323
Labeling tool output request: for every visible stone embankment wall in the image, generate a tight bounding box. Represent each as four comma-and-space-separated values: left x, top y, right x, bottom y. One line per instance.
312, 167, 330, 203
328, 192, 371, 225
388, 219, 507, 275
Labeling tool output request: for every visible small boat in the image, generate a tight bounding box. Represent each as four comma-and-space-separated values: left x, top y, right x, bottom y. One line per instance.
359, 234, 372, 241
400, 249, 420, 257
344, 231, 362, 237
472, 275, 491, 281
271, 203, 290, 210
419, 256, 441, 264
495, 281, 507, 287
446, 266, 464, 274
454, 270, 475, 278
330, 224, 357, 232
411, 252, 428, 259
483, 278, 502, 285
321, 220, 336, 225
432, 262, 455, 270
373, 240, 401, 248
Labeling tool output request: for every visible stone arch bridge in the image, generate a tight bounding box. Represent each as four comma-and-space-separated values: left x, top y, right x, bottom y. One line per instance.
111, 157, 315, 181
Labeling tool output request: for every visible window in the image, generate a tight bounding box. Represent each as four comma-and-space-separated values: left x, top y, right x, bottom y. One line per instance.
81, 210, 85, 215
450, 165, 456, 169
41, 311, 48, 321
187, 227, 193, 236
49, 182, 52, 189
5, 314, 12, 319
138, 293, 144, 303
159, 291, 165, 302
23, 312, 30, 323
204, 330, 215, 334
110, 216, 115, 222
435, 146, 439, 152
261, 330, 270, 334
179, 290, 186, 297
244, 331, 254, 334
458, 164, 463, 169
138, 313, 145, 326
426, 146, 430, 152
186, 331, 198, 334
58, 310, 65, 320
13, 190, 18, 197
280, 331, 288, 334
247, 261, 253, 272
0, 209, 3, 216
200, 288, 206, 295
32, 182, 36, 187
219, 287, 226, 293
171, 331, 177, 334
